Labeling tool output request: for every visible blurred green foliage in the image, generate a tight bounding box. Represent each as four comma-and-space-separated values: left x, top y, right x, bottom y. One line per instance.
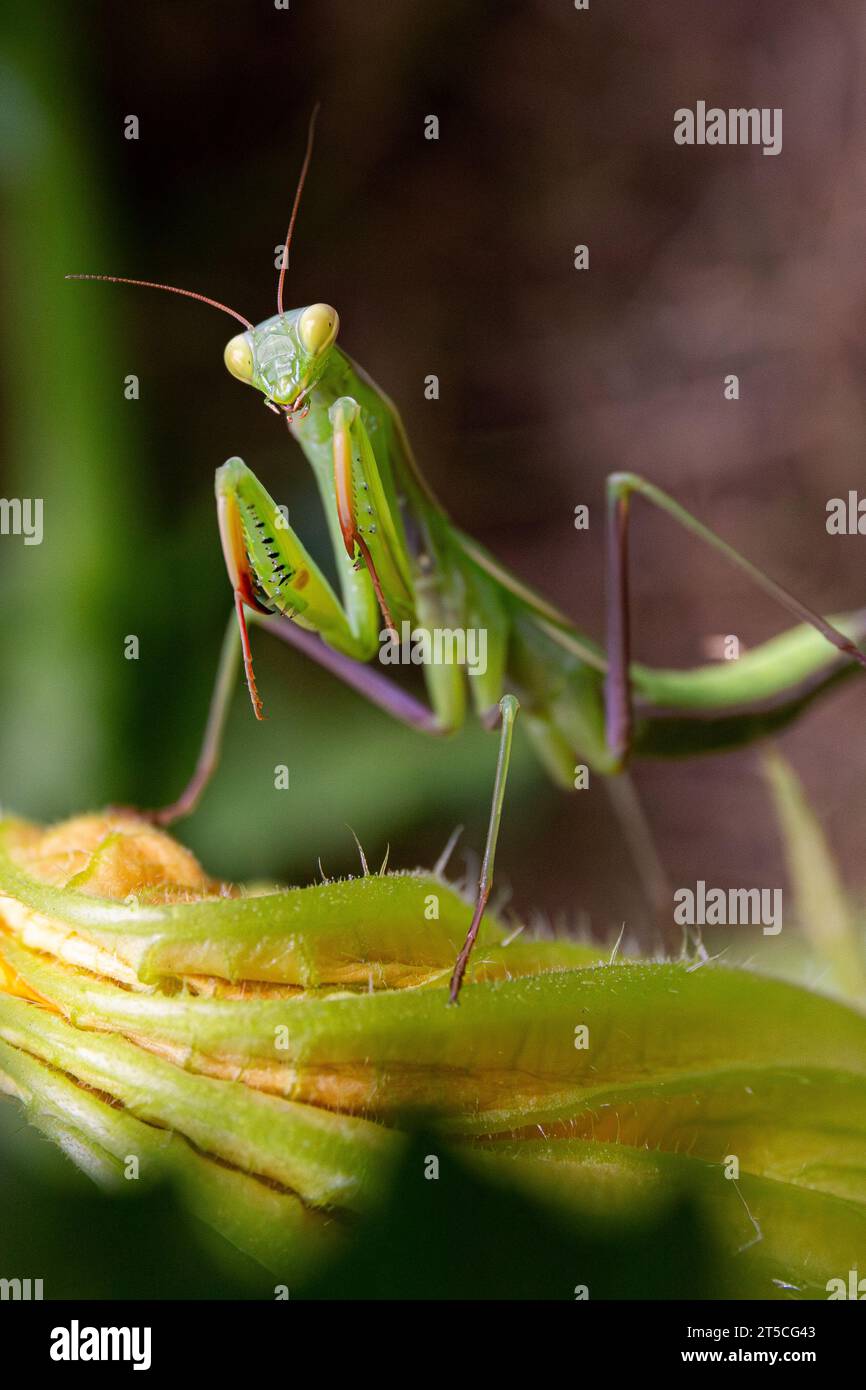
0, 9, 142, 811
0, 1105, 727, 1300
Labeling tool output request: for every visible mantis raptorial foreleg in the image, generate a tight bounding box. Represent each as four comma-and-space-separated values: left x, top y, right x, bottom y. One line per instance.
151, 442, 431, 826
329, 396, 413, 633
216, 456, 379, 665
603, 471, 866, 766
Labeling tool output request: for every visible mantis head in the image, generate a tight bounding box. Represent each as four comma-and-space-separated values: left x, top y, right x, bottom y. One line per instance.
223, 303, 339, 414
66, 106, 330, 420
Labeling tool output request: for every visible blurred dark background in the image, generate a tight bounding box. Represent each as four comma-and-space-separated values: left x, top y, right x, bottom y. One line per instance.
2, 0, 866, 938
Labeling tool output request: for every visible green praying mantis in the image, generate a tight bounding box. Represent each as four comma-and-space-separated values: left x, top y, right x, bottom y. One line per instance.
68, 113, 866, 1002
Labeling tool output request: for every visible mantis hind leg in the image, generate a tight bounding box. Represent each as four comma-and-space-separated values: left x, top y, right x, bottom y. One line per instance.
602, 772, 678, 952
603, 471, 866, 766
522, 705, 673, 950
601, 470, 866, 952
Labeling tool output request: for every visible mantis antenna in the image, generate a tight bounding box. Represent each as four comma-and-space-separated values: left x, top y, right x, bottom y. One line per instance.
66, 102, 320, 328
63, 273, 253, 330
277, 102, 320, 314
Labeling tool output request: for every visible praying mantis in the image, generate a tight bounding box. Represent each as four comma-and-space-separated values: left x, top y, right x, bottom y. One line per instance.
68, 113, 866, 1002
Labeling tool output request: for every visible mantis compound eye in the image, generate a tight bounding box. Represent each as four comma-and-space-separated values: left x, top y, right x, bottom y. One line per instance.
224, 333, 254, 383
297, 303, 338, 355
